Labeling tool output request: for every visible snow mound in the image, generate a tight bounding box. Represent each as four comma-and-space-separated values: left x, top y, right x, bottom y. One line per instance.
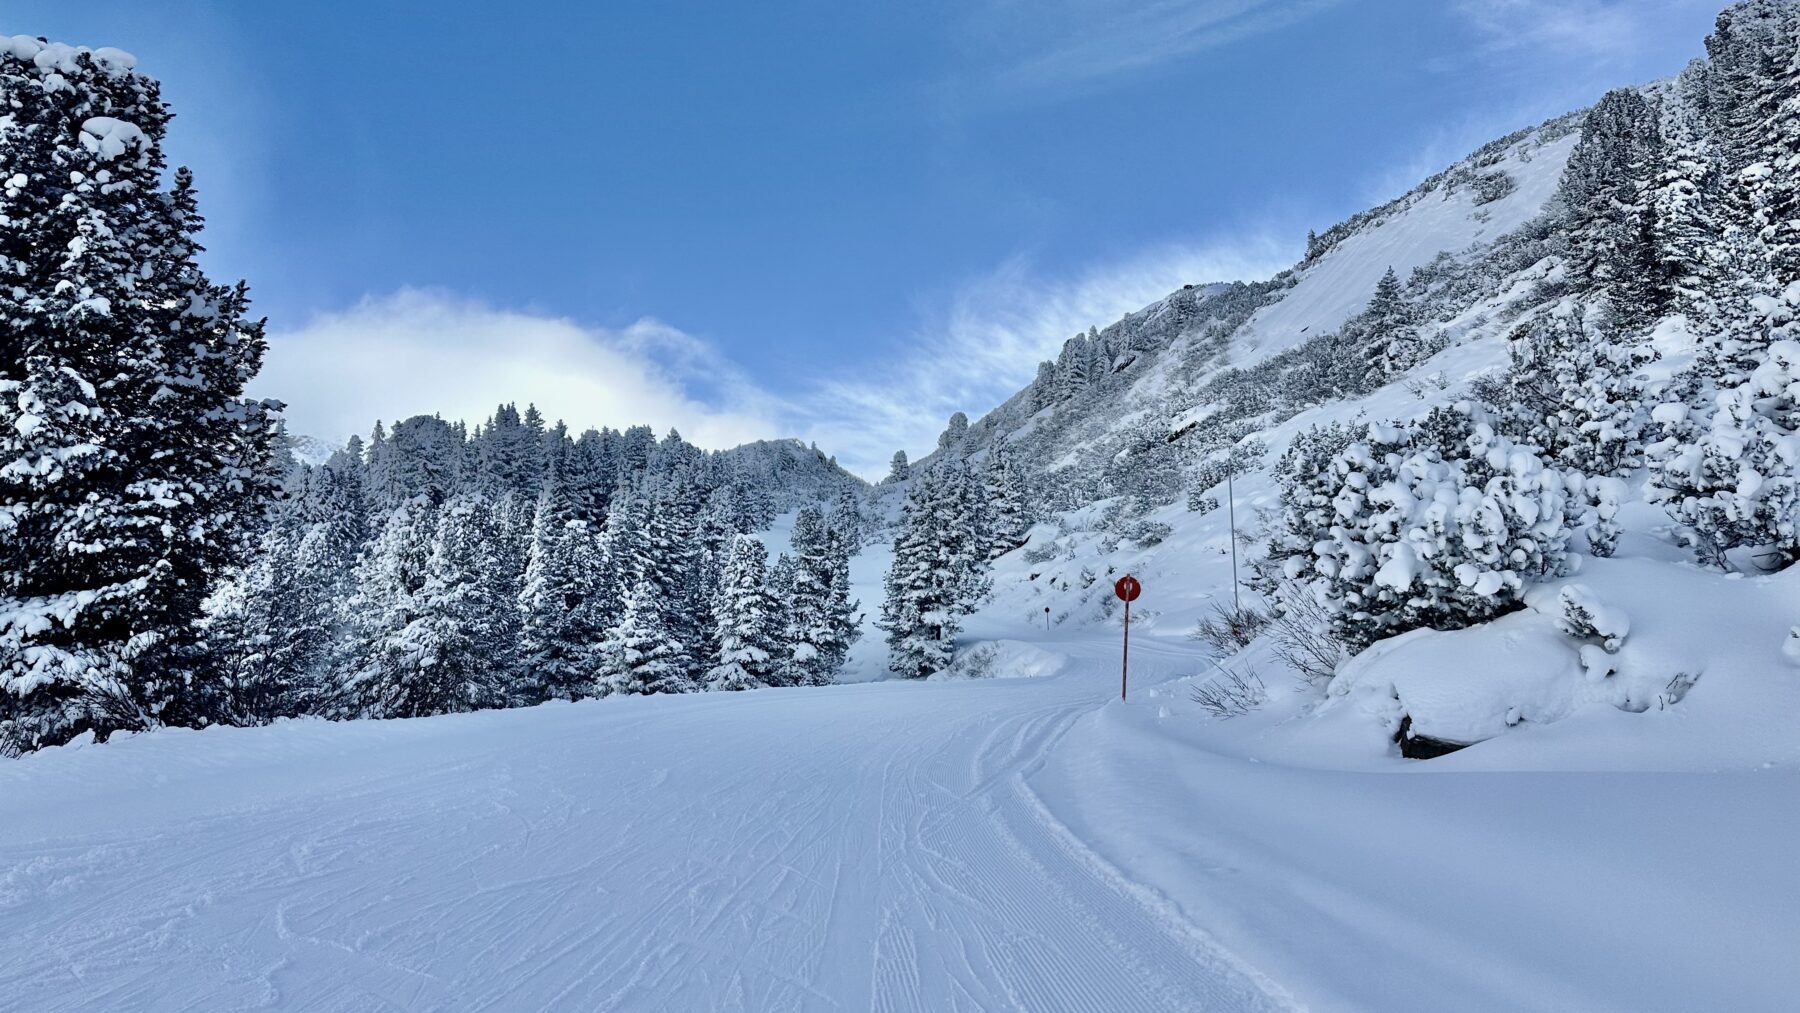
1325, 555, 1800, 758
931, 639, 1069, 680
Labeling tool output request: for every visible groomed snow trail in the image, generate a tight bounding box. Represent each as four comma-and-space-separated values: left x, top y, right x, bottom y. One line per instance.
0, 648, 1284, 1012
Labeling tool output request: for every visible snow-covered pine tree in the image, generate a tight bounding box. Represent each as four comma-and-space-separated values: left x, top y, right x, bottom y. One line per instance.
784, 507, 861, 685
1272, 407, 1579, 652
879, 463, 992, 678
646, 464, 706, 683
1654, 61, 1728, 320
702, 535, 784, 691
984, 444, 1032, 557
596, 479, 692, 696
339, 498, 438, 717
205, 444, 368, 722
1703, 0, 1800, 285
938, 412, 970, 452
886, 450, 910, 485
0, 40, 279, 753
1648, 282, 1800, 568
373, 494, 517, 717
1056, 334, 1092, 401
1488, 300, 1657, 477
1559, 87, 1670, 327
1360, 267, 1421, 381
474, 402, 546, 501
366, 415, 463, 511
519, 481, 608, 702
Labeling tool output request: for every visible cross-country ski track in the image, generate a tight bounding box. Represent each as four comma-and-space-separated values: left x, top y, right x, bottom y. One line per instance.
0, 639, 1290, 1012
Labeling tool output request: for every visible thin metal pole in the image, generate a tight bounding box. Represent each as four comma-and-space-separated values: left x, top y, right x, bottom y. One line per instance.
1227, 460, 1240, 613
1121, 598, 1131, 701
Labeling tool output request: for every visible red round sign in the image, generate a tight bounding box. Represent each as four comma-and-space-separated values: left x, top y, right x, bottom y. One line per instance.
1114, 575, 1142, 603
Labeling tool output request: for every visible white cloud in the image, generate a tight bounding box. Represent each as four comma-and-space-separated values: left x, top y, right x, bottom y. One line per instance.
954, 0, 1342, 107
256, 289, 788, 454
1454, 0, 1714, 65
258, 241, 1294, 480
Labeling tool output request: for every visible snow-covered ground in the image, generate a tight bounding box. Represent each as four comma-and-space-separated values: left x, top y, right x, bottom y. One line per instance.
4, 583, 1795, 1011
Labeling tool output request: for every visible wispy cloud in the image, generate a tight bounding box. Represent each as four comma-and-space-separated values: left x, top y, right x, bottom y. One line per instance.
1454, 0, 1715, 66
951, 0, 1342, 108
791, 236, 1294, 473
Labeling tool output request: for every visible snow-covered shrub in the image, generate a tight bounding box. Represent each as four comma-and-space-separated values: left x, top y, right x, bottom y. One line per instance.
1188, 602, 1270, 656
1271, 407, 1580, 652
1648, 285, 1800, 569
1556, 584, 1630, 654
1583, 476, 1628, 558
1187, 493, 1220, 515
1484, 300, 1656, 478
1127, 520, 1173, 547
1470, 170, 1517, 206
1189, 664, 1267, 718
943, 642, 1000, 680
1266, 582, 1346, 685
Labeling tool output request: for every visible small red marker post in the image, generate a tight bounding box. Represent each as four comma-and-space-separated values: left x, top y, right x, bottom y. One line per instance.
1114, 575, 1142, 701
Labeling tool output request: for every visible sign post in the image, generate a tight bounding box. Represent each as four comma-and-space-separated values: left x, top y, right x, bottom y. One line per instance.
1114, 575, 1142, 701
1044, 606, 1051, 631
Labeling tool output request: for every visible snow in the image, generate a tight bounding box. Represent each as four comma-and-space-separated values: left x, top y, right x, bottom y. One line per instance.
78, 116, 147, 163
1233, 131, 1578, 365
4, 559, 1795, 1010
0, 659, 1289, 1012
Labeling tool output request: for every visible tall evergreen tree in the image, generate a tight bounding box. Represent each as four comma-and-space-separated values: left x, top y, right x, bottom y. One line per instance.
0, 40, 278, 753
785, 507, 861, 685
519, 485, 608, 702
1560, 88, 1671, 327
984, 444, 1032, 557
702, 535, 784, 691
879, 464, 991, 679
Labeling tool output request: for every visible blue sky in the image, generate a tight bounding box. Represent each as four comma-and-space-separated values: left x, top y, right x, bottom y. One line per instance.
8, 0, 1721, 474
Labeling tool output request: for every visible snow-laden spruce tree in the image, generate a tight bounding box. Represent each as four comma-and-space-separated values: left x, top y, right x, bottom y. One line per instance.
204, 444, 368, 722
374, 493, 518, 716
1649, 282, 1800, 568
1360, 267, 1422, 381
339, 499, 437, 716
880, 463, 992, 678
984, 443, 1033, 558
518, 485, 610, 702
0, 40, 279, 753
938, 412, 970, 452
702, 535, 784, 691
1560, 87, 1670, 327
1271, 407, 1580, 652
1703, 0, 1800, 286
1653, 61, 1727, 320
1486, 300, 1657, 477
596, 480, 694, 696
783, 506, 860, 685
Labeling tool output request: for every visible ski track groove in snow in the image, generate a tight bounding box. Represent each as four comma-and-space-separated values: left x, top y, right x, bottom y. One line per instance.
0, 658, 1282, 1012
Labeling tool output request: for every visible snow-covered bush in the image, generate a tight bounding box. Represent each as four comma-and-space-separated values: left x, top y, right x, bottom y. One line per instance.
1483, 300, 1656, 478
1649, 286, 1800, 569
1188, 602, 1270, 656
1271, 407, 1580, 652
1189, 663, 1267, 718
1265, 582, 1346, 685
1583, 476, 1628, 558
1556, 584, 1630, 653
